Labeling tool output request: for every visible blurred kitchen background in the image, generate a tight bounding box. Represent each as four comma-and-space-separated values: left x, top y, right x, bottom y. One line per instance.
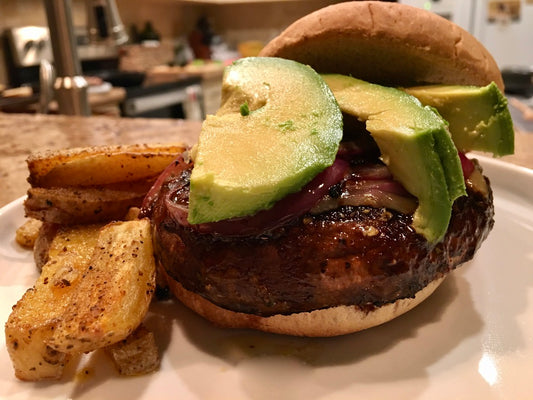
0, 0, 532, 120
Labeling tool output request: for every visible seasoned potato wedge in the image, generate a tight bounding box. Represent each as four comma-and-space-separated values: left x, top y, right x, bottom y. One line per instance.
46, 219, 156, 354
25, 143, 185, 225
105, 324, 160, 376
24, 184, 149, 225
28, 143, 185, 188
5, 219, 156, 381
15, 218, 43, 249
5, 224, 102, 381
4, 329, 70, 382
124, 206, 141, 221
33, 222, 59, 271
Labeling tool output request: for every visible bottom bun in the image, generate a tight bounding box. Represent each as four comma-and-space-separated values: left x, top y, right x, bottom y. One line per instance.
161, 266, 446, 337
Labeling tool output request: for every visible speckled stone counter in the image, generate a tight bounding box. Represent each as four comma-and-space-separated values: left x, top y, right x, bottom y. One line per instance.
0, 111, 531, 208
0, 113, 202, 207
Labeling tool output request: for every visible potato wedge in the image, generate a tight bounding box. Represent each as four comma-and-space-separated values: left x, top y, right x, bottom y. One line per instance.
6, 219, 156, 381
15, 218, 43, 249
33, 222, 59, 271
4, 330, 69, 382
28, 143, 185, 188
24, 184, 149, 225
46, 219, 156, 354
105, 324, 160, 376
124, 207, 141, 221
5, 224, 102, 381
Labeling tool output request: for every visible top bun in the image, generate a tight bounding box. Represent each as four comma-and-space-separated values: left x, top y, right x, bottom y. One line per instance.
259, 1, 503, 90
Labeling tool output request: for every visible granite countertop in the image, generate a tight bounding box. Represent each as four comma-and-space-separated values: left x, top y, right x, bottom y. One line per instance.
0, 111, 531, 208
0, 113, 201, 207
0, 87, 126, 115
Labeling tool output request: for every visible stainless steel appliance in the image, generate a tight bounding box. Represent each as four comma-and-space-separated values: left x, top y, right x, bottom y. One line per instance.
121, 78, 204, 119
86, 0, 129, 45
44, 0, 90, 116
3, 25, 118, 99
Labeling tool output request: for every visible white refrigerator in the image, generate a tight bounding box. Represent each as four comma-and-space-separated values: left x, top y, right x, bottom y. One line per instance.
399, 0, 533, 70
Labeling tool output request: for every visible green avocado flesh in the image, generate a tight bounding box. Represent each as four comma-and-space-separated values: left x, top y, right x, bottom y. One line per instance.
188, 57, 343, 224
322, 74, 466, 243
403, 83, 514, 156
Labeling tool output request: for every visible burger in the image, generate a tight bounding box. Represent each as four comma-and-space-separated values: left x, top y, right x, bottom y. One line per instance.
141, 1, 513, 337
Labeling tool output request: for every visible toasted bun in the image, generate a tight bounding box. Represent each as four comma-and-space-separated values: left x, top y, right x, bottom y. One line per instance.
259, 1, 504, 90
161, 266, 446, 337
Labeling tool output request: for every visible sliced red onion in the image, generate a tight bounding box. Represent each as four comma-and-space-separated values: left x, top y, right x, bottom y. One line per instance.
350, 163, 392, 180
165, 196, 190, 227
148, 147, 472, 236
336, 141, 368, 158
340, 188, 417, 215
344, 178, 412, 196
311, 172, 418, 216
459, 151, 475, 179
141, 155, 189, 213
191, 158, 349, 236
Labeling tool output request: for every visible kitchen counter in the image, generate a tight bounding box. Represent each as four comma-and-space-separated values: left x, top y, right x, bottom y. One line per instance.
0, 111, 531, 208
0, 87, 127, 116
143, 63, 225, 86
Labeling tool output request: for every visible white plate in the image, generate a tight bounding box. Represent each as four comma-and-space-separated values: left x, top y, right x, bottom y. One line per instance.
0, 156, 532, 400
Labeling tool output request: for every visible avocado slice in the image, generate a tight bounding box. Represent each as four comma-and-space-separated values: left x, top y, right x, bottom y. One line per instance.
403, 82, 514, 156
322, 74, 466, 243
188, 57, 343, 225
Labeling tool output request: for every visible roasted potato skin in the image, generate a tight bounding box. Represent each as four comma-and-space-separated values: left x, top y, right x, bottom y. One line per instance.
25, 185, 147, 225
33, 222, 59, 271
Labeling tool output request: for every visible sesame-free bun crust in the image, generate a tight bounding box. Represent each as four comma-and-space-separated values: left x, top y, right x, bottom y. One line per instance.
259, 1, 503, 90
162, 266, 445, 337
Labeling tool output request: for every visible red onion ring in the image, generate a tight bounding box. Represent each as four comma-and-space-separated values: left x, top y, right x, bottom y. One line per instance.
350, 163, 393, 180
149, 151, 473, 236
141, 155, 189, 215
340, 188, 417, 215
182, 158, 349, 236
344, 178, 411, 196
459, 151, 475, 179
